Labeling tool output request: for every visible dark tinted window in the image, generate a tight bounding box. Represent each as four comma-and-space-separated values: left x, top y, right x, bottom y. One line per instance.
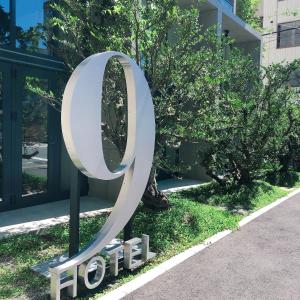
16, 0, 48, 53
0, 0, 10, 46
290, 68, 300, 87
277, 20, 300, 48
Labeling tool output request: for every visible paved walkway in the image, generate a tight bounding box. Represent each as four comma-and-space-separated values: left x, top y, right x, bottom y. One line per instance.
0, 196, 114, 239
0, 178, 203, 239
124, 192, 300, 300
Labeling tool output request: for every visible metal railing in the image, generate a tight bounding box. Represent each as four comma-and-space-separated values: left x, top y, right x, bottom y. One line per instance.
220, 0, 234, 12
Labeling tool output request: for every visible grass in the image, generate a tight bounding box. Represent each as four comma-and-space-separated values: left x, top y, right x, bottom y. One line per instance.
22, 172, 47, 195
293, 172, 300, 188
179, 180, 289, 212
0, 180, 296, 300
265, 171, 300, 189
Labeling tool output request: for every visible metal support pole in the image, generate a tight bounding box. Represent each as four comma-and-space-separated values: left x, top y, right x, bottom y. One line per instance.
124, 217, 133, 241
10, 0, 16, 47
69, 165, 80, 257
233, 0, 237, 15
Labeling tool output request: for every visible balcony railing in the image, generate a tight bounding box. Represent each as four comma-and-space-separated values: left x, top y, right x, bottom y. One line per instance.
220, 0, 234, 12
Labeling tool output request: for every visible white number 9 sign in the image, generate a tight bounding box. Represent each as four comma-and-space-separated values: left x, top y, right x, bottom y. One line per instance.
49, 51, 155, 299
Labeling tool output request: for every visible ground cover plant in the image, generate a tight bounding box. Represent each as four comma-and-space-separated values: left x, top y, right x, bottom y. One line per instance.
0, 179, 296, 300
22, 173, 47, 195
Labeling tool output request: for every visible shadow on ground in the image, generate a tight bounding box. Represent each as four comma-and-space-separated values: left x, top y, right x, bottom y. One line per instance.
179, 181, 275, 211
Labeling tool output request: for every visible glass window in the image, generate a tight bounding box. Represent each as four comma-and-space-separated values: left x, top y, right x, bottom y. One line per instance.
0, 72, 3, 201
16, 0, 48, 53
0, 0, 10, 46
290, 68, 300, 87
277, 20, 300, 48
22, 77, 48, 196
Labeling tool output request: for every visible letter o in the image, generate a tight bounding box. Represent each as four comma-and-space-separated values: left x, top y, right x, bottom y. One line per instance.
79, 256, 106, 290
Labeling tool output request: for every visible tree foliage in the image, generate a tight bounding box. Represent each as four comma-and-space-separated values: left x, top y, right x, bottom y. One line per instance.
37, 0, 300, 201
198, 52, 300, 186
45, 0, 228, 192
236, 0, 261, 30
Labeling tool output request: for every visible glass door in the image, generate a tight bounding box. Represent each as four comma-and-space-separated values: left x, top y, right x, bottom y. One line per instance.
14, 65, 61, 208
22, 75, 48, 197
0, 62, 61, 211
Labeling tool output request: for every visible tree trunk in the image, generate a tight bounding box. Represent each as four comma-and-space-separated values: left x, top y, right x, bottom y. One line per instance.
238, 169, 252, 185
278, 142, 293, 173
206, 169, 227, 186
142, 168, 170, 210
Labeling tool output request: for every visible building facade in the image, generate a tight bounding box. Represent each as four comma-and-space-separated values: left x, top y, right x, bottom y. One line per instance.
0, 0, 261, 212
258, 0, 300, 67
198, 0, 261, 63
0, 0, 73, 212
257, 0, 300, 91
168, 0, 262, 182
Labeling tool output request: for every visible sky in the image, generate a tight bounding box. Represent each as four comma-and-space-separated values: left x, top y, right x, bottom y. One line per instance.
0, 0, 45, 30
0, 0, 9, 11
16, 0, 45, 30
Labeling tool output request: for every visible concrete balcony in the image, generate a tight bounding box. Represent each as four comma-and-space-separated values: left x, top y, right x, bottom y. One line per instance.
185, 0, 262, 64
221, 0, 234, 12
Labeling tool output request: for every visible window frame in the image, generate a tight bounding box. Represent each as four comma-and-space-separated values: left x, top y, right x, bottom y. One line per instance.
0, 0, 55, 56
277, 20, 300, 49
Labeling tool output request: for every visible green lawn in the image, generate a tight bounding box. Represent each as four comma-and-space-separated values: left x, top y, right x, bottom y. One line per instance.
0, 180, 295, 300
293, 172, 300, 188
179, 180, 289, 212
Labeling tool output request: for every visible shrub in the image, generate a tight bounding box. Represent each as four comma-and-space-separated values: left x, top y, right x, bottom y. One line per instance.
197, 52, 300, 186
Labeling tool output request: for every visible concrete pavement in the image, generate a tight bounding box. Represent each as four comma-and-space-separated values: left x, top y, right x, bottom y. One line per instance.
0, 178, 202, 239
0, 196, 114, 239
124, 191, 300, 300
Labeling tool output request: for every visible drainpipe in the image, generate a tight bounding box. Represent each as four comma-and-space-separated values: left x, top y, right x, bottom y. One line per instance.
224, 30, 230, 59
217, 7, 223, 39
233, 0, 237, 14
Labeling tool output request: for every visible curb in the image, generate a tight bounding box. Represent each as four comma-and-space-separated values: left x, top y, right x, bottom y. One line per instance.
98, 188, 300, 300
0, 208, 112, 240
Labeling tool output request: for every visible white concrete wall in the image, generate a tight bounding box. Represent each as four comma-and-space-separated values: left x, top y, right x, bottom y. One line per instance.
199, 8, 220, 30
60, 138, 122, 203
261, 0, 300, 65
60, 141, 72, 193
179, 142, 211, 181
235, 40, 262, 64
88, 141, 122, 202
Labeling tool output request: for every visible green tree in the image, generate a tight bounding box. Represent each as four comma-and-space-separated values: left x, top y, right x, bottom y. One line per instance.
32, 0, 300, 206
236, 0, 261, 30
197, 50, 300, 186
43, 0, 229, 208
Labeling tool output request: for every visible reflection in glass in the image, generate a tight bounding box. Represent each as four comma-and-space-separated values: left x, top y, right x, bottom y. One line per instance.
0, 1, 10, 46
290, 68, 300, 99
22, 77, 48, 196
278, 21, 300, 49
290, 69, 300, 88
16, 0, 48, 53
0, 72, 3, 201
